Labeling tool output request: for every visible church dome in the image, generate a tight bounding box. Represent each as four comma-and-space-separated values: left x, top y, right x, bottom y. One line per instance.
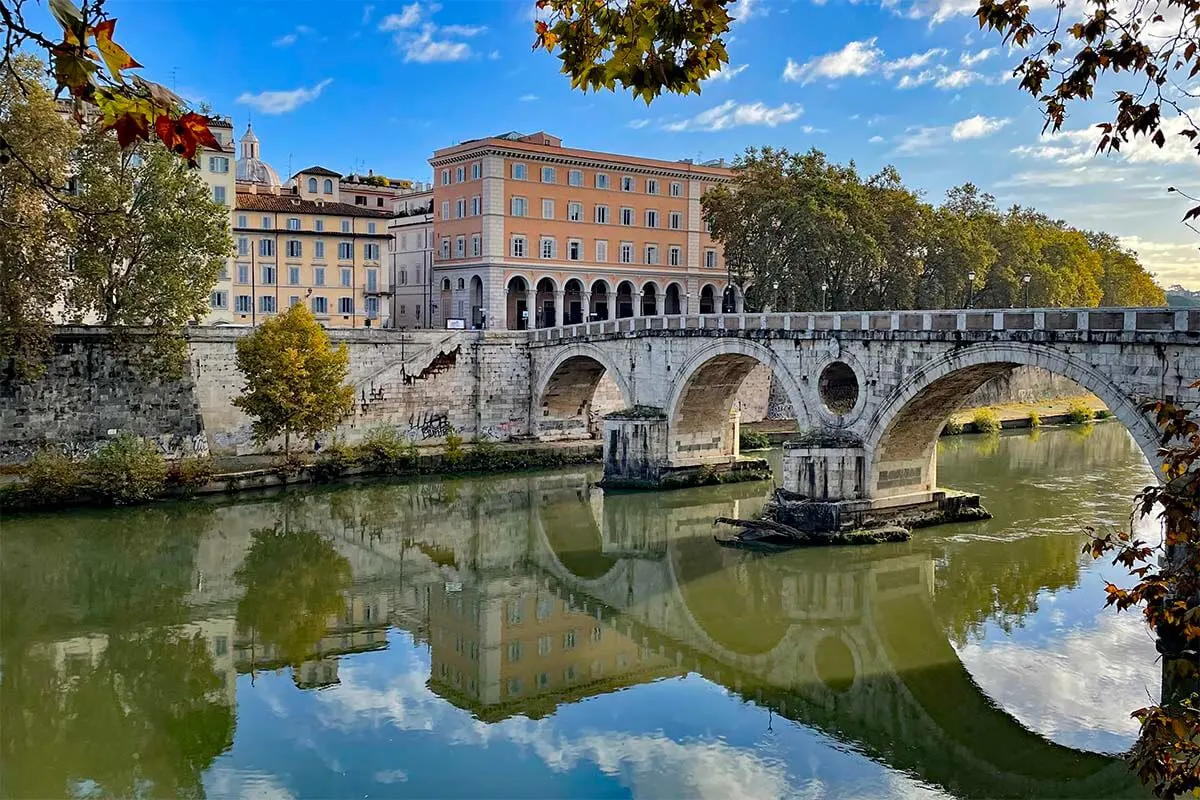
235, 123, 281, 187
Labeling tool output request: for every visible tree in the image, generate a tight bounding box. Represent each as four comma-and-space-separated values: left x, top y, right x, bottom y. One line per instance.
232, 304, 355, 455
68, 127, 231, 331
0, 55, 77, 379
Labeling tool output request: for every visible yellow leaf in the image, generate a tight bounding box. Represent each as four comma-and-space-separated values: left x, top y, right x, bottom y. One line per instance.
92, 19, 142, 81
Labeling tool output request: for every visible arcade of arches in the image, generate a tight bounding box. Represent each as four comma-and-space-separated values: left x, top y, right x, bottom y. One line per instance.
504, 276, 743, 330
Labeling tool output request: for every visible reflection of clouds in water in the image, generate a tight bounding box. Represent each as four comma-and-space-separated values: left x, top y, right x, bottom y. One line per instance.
313, 653, 947, 800
373, 769, 409, 784
958, 609, 1159, 753
204, 766, 296, 799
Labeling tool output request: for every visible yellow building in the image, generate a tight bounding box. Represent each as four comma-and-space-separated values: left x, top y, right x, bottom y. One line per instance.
232, 125, 392, 327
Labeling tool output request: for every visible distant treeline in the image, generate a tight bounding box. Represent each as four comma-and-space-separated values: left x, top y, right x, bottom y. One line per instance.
703, 148, 1166, 311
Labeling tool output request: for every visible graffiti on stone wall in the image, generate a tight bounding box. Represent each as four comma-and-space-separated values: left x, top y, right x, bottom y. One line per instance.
480, 418, 526, 442
766, 375, 796, 420
408, 410, 451, 441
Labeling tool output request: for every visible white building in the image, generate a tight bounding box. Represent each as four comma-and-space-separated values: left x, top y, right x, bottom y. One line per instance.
388, 187, 434, 328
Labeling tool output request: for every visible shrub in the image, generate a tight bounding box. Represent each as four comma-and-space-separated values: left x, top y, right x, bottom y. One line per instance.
739, 429, 771, 451
972, 407, 1003, 435
23, 447, 84, 504
444, 428, 465, 467
86, 433, 167, 504
943, 418, 964, 436
165, 456, 215, 495
466, 437, 502, 470
1065, 400, 1096, 425
356, 426, 411, 472
1028, 410, 1042, 429
312, 442, 353, 482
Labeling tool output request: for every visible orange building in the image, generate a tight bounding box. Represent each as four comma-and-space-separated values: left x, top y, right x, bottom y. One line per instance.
428, 132, 737, 330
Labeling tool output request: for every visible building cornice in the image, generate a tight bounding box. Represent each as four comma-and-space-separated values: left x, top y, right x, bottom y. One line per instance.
431, 144, 733, 182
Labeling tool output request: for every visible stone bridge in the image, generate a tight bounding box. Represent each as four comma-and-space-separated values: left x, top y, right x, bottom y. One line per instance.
526, 307, 1200, 512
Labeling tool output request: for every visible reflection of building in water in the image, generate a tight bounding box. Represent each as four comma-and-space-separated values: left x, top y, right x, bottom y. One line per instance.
425, 578, 679, 721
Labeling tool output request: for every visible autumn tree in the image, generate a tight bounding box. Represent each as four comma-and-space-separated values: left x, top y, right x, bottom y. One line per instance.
233, 304, 354, 456
0, 55, 78, 379
67, 128, 231, 333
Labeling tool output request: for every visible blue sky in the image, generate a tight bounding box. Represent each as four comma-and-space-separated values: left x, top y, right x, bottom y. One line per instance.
36, 0, 1200, 287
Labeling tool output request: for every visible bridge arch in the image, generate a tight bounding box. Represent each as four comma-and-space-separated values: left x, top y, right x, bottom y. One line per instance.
534, 343, 635, 439
666, 339, 812, 462
864, 342, 1162, 499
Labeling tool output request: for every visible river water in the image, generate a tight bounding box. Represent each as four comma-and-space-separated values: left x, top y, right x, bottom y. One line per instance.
0, 423, 1163, 799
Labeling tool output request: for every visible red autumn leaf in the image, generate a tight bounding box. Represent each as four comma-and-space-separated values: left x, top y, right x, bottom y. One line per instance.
91, 19, 142, 80
105, 111, 150, 149
177, 112, 220, 151
154, 112, 219, 166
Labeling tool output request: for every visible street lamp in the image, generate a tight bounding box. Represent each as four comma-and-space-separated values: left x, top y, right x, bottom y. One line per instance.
1022, 273, 1031, 308
772, 281, 779, 312
966, 270, 977, 309
820, 281, 828, 312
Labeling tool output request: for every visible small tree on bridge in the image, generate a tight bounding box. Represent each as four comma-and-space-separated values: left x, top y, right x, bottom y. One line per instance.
233, 304, 354, 456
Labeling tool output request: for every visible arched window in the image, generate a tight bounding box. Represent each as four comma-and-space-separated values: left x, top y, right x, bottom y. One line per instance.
323, 178, 333, 194
442, 278, 451, 291
307, 177, 317, 192
457, 278, 465, 290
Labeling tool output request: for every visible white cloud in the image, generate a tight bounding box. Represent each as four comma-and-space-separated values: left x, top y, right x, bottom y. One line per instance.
664, 100, 802, 132
705, 63, 749, 83
440, 24, 486, 37
893, 126, 944, 154
379, 2, 431, 30
488, 49, 501, 60
730, 0, 762, 23
936, 68, 981, 89
236, 79, 333, 114
1118, 236, 1200, 288
783, 38, 881, 84
960, 47, 996, 66
951, 114, 1010, 140
361, 4, 375, 25
403, 26, 472, 62
272, 24, 312, 47
869, 134, 885, 143
627, 119, 651, 130
896, 64, 986, 89
882, 47, 947, 74
519, 93, 538, 102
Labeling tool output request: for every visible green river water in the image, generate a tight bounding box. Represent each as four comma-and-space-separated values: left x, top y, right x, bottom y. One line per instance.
0, 423, 1163, 799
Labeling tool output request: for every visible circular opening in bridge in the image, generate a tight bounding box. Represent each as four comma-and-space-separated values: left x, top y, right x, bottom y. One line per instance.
818, 361, 859, 416
814, 635, 856, 693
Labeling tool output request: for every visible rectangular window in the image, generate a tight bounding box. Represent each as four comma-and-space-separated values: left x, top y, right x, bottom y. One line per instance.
237, 215, 248, 228
260, 265, 276, 285
259, 295, 276, 313
364, 243, 380, 260
455, 199, 465, 218
237, 237, 249, 256
287, 217, 301, 231
314, 241, 325, 259
368, 222, 376, 234
288, 266, 301, 285
670, 181, 683, 197
286, 240, 302, 258
511, 235, 527, 257
511, 196, 527, 217
645, 244, 659, 265
338, 242, 353, 260
315, 219, 324, 232
540, 166, 556, 183
314, 267, 325, 286
620, 242, 633, 263
366, 269, 378, 292
340, 268, 352, 287
669, 211, 682, 230
289, 295, 300, 308
669, 245, 682, 266
541, 198, 554, 219
595, 240, 608, 262
567, 202, 582, 222
235, 295, 252, 313
261, 216, 271, 228
212, 185, 226, 204
471, 196, 481, 216
259, 239, 274, 257
646, 179, 659, 195
540, 237, 556, 259
312, 295, 328, 314
455, 166, 465, 183
455, 236, 465, 258
567, 239, 582, 260
538, 635, 552, 656
209, 290, 228, 309
705, 249, 717, 268
595, 172, 610, 190
208, 156, 229, 173
568, 169, 583, 186
620, 207, 634, 226
441, 168, 450, 185
441, 237, 450, 258
595, 205, 609, 224
218, 266, 229, 281
338, 297, 354, 314
470, 234, 481, 257
341, 220, 351, 233
512, 162, 527, 180
621, 175, 635, 192
366, 296, 379, 317
441, 201, 450, 220
563, 630, 577, 650
471, 162, 481, 180
646, 210, 659, 228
